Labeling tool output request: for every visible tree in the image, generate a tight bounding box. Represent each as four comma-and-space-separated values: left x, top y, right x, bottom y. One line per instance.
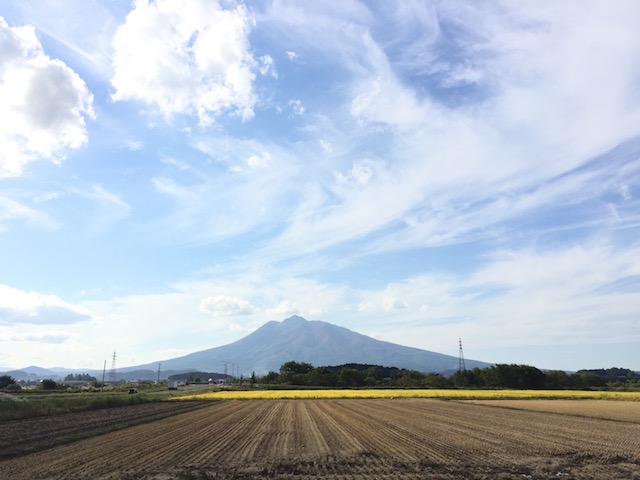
544, 370, 572, 389
450, 369, 478, 387
64, 373, 98, 382
279, 361, 314, 385
40, 379, 58, 390
261, 371, 280, 384
309, 366, 337, 387
337, 368, 365, 387
363, 367, 385, 386
0, 375, 17, 389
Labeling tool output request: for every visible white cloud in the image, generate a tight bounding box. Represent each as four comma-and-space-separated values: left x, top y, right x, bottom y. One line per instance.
619, 184, 632, 201
152, 137, 306, 243
270, 300, 299, 317
0, 284, 92, 325
77, 185, 131, 234
258, 54, 277, 78
4, 0, 118, 79
0, 16, 94, 178
289, 99, 305, 115
285, 51, 299, 61
10, 333, 70, 344
123, 139, 144, 151
334, 161, 374, 186
382, 297, 408, 311
200, 295, 257, 317
320, 139, 332, 153
246, 152, 271, 168
261, 1, 640, 263
0, 195, 57, 231
355, 241, 640, 353
32, 192, 60, 204
111, 0, 259, 125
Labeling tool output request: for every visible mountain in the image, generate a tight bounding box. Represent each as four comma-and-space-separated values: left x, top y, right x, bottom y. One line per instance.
1, 366, 63, 381
122, 316, 491, 375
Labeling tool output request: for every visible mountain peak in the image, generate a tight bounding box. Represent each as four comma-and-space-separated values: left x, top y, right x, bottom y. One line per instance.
282, 315, 307, 323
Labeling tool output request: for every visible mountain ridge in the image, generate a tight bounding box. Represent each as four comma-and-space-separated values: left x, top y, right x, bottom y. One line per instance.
2, 316, 492, 379
120, 315, 491, 375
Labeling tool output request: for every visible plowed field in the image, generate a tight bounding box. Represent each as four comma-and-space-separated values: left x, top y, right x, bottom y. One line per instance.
1, 398, 639, 479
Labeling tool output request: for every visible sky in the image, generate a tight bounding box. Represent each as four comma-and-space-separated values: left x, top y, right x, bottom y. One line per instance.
0, 1, 639, 374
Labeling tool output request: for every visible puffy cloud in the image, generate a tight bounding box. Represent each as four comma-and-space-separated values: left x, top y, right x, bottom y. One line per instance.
0, 17, 94, 177
111, 0, 259, 125
0, 284, 92, 325
246, 152, 271, 168
382, 297, 408, 311
270, 301, 300, 317
199, 295, 257, 317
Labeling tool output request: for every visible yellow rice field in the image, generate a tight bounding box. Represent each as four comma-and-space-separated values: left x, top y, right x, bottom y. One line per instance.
177, 388, 640, 401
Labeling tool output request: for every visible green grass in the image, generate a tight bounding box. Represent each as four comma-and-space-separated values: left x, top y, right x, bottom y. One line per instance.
0, 391, 162, 421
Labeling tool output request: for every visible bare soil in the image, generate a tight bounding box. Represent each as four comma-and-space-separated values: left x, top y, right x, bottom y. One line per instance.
460, 398, 640, 423
1, 398, 639, 479
0, 401, 206, 459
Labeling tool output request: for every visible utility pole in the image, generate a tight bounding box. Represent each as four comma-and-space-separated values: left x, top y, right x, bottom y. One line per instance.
101, 359, 106, 391
157, 363, 161, 385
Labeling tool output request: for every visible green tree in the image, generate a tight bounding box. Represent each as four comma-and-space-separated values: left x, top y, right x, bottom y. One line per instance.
309, 366, 337, 387
0, 375, 17, 389
64, 373, 98, 382
450, 369, 478, 387
424, 373, 447, 388
363, 367, 385, 386
392, 370, 425, 387
337, 368, 365, 387
544, 370, 572, 389
261, 371, 280, 384
280, 361, 314, 385
40, 379, 58, 390
480, 364, 545, 389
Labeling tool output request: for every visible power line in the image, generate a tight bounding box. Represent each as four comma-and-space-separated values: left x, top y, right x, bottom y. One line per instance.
109, 350, 117, 383
458, 338, 466, 373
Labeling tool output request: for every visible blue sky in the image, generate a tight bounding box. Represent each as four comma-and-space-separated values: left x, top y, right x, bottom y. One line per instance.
1, 1, 639, 373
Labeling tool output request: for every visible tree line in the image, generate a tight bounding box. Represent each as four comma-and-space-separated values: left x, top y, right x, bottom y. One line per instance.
257, 361, 640, 390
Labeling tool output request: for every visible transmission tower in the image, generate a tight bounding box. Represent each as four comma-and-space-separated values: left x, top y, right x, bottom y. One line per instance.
458, 338, 466, 373
109, 350, 117, 383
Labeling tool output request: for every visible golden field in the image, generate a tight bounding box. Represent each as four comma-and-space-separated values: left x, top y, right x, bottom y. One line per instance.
176, 388, 640, 401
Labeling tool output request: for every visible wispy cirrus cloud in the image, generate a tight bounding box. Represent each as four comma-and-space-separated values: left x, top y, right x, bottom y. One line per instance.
10, 333, 70, 344
1, 1, 639, 372
0, 195, 58, 231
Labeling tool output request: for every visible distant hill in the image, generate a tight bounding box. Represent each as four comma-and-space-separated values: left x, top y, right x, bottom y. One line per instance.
2, 366, 66, 381
122, 315, 491, 375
